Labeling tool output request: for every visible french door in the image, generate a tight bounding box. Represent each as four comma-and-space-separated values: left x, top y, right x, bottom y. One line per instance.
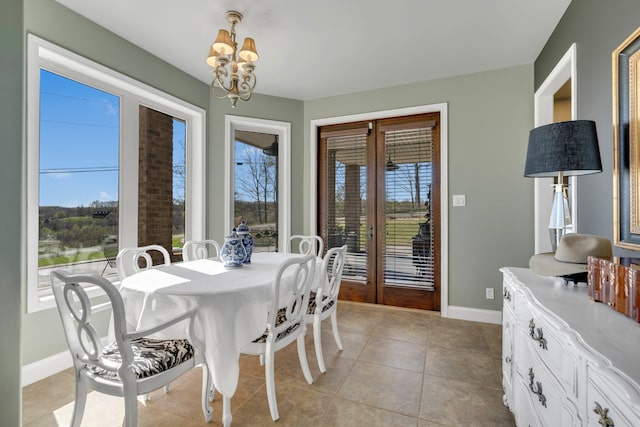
318, 113, 440, 310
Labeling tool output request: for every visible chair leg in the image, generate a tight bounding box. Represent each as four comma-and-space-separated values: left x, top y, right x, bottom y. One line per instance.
164, 384, 170, 393
222, 395, 232, 427
296, 334, 314, 384
208, 380, 216, 402
201, 364, 213, 422
330, 310, 343, 350
70, 375, 88, 427
122, 385, 138, 427
264, 342, 279, 421
313, 316, 327, 373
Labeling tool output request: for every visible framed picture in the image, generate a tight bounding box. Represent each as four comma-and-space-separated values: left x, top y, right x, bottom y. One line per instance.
614, 26, 640, 249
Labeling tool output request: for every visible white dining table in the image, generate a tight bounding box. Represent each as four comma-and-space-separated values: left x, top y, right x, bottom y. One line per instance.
118, 251, 322, 426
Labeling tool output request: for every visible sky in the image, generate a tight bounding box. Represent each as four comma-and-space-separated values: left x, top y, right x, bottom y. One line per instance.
39, 69, 185, 208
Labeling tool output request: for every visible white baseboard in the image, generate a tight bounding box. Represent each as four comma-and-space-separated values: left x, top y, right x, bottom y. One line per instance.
22, 336, 109, 387
445, 305, 502, 325
22, 349, 72, 387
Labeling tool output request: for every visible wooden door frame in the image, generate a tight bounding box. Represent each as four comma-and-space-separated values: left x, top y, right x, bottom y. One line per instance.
309, 103, 449, 316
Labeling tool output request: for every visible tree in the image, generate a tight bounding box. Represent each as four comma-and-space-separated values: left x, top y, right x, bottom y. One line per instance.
235, 143, 277, 225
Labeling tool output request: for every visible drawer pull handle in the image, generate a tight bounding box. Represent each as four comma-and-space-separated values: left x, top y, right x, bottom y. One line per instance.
529, 319, 548, 350
528, 368, 547, 408
503, 288, 511, 301
594, 402, 614, 427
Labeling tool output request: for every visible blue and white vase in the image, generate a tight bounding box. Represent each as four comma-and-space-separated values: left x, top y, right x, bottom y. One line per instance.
236, 220, 254, 264
220, 230, 246, 268
242, 233, 254, 264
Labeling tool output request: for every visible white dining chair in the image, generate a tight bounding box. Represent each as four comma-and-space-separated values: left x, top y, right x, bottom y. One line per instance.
114, 244, 173, 397
182, 239, 221, 261
241, 254, 317, 421
286, 234, 324, 257
50, 269, 213, 426
305, 245, 347, 373
115, 244, 171, 281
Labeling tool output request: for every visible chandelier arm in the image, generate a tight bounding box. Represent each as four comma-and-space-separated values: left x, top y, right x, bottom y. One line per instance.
210, 81, 233, 99
213, 77, 233, 94
237, 76, 256, 101
213, 67, 232, 90
238, 92, 252, 102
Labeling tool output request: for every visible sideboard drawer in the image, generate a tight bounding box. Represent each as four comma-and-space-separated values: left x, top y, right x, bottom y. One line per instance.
513, 378, 543, 427
586, 366, 640, 427
513, 362, 580, 426
516, 298, 565, 381
514, 329, 568, 426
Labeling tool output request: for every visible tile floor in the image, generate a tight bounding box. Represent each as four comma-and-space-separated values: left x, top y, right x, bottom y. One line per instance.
22, 301, 515, 426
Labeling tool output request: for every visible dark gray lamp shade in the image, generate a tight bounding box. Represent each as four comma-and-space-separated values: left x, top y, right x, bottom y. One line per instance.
524, 120, 602, 177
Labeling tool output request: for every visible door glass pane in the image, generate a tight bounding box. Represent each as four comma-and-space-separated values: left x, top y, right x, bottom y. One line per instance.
383, 127, 434, 289
323, 134, 368, 283
38, 69, 119, 284
234, 131, 279, 252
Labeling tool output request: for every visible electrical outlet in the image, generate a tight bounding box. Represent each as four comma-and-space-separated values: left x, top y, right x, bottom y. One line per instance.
486, 288, 495, 300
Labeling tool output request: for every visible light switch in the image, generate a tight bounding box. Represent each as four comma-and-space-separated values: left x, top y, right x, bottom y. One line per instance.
452, 194, 466, 207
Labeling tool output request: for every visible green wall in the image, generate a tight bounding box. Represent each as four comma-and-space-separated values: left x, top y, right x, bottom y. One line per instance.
535, 0, 640, 258
1, 0, 24, 423
305, 65, 535, 309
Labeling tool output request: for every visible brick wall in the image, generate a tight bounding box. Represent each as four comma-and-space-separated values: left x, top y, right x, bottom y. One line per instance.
138, 106, 174, 262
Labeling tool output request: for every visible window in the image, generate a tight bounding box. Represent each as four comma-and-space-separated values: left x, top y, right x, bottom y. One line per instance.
173, 118, 186, 248
234, 132, 279, 252
27, 35, 205, 312
224, 116, 290, 251
38, 70, 120, 286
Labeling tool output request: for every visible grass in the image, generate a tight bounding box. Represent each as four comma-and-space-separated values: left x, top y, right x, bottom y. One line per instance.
38, 249, 105, 268
172, 234, 184, 248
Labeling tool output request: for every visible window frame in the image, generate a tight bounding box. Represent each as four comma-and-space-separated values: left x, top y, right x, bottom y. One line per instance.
26, 34, 206, 313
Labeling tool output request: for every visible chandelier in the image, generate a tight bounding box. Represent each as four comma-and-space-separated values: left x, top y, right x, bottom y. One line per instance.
206, 10, 258, 108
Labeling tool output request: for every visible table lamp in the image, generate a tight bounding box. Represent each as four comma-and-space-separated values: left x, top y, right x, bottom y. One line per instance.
524, 120, 602, 251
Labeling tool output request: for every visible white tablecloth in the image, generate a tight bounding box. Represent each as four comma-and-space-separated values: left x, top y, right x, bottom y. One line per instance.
119, 252, 320, 398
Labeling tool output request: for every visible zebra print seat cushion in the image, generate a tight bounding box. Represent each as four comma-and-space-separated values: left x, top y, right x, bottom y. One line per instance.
87, 337, 194, 381
307, 291, 335, 315
253, 308, 301, 344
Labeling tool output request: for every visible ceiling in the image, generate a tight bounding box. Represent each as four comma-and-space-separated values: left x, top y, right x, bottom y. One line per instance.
55, 0, 571, 101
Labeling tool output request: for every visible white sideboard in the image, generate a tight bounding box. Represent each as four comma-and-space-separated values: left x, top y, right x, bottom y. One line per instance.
501, 267, 640, 426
